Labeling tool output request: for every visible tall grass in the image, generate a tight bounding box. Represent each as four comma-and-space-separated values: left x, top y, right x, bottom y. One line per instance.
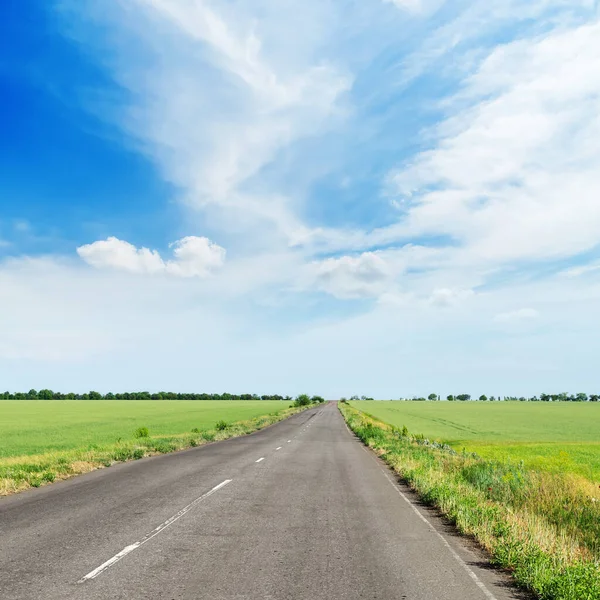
340, 403, 600, 600
0, 405, 312, 496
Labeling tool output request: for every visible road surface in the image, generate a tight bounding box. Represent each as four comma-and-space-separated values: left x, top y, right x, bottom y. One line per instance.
0, 402, 525, 599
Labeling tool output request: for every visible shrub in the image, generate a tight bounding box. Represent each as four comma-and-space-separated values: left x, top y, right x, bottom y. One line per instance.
134, 427, 149, 439
215, 420, 229, 431
132, 448, 145, 460
202, 431, 215, 441
294, 394, 312, 407
191, 427, 200, 433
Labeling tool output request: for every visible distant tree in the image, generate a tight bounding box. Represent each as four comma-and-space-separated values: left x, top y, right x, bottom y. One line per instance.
590, 395, 599, 402
38, 389, 54, 400
479, 395, 488, 402
294, 394, 312, 407
88, 391, 102, 400
311, 396, 325, 404
428, 393, 438, 401
27, 389, 38, 399
457, 394, 471, 402
575, 393, 588, 402
540, 393, 550, 402
447, 395, 455, 401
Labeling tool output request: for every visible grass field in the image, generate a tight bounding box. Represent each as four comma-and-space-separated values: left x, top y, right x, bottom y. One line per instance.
0, 400, 302, 495
350, 401, 600, 481
0, 400, 291, 458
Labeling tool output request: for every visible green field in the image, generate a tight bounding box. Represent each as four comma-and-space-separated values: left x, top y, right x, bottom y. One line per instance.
0, 400, 291, 458
350, 401, 600, 481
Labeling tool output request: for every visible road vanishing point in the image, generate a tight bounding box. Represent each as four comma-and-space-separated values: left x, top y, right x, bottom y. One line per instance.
0, 402, 526, 600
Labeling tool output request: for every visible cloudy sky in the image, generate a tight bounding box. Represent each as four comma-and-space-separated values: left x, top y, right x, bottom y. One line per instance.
2, 0, 600, 397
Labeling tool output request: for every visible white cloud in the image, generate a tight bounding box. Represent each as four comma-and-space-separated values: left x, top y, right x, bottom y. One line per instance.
77, 236, 225, 277
73, 0, 351, 245
311, 252, 391, 299
396, 0, 595, 85
386, 19, 600, 268
77, 237, 165, 274
493, 308, 540, 323
165, 237, 226, 277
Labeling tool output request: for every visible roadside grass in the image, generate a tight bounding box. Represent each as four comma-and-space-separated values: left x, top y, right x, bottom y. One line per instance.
0, 404, 311, 496
340, 403, 600, 600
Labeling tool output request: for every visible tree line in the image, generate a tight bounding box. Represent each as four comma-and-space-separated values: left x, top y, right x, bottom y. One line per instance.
0, 390, 326, 402
397, 393, 600, 402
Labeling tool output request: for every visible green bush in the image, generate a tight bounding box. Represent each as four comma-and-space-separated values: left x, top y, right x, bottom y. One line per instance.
294, 394, 312, 407
215, 420, 229, 431
134, 427, 149, 439
132, 448, 145, 460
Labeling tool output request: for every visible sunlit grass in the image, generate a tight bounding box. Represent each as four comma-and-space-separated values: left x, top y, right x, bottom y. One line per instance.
462, 442, 600, 483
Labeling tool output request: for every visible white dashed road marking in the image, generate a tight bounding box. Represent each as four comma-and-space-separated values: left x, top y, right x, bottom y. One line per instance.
78, 479, 232, 583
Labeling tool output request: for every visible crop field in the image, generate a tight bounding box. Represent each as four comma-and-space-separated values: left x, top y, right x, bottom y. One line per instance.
0, 400, 291, 458
350, 401, 600, 481
0, 400, 304, 495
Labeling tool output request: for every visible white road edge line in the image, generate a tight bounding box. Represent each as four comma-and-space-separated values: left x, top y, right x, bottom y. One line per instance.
342, 420, 498, 600
276, 447, 282, 450
287, 440, 291, 443
78, 479, 232, 584
256, 457, 265, 463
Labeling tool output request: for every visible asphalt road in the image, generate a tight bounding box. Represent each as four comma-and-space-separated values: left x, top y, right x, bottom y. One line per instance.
0, 402, 525, 600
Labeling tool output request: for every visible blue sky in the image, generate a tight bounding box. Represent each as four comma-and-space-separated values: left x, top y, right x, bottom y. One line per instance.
2, 0, 600, 396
